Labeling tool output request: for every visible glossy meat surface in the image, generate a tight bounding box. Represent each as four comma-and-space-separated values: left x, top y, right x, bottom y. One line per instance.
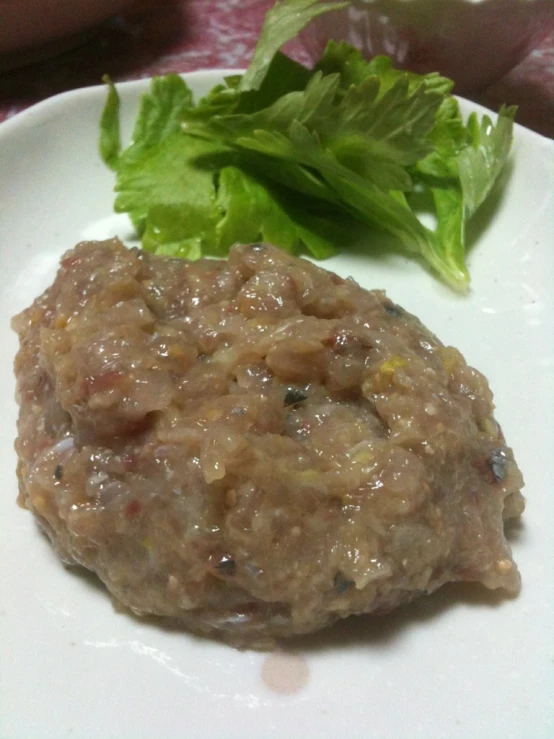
13, 239, 524, 645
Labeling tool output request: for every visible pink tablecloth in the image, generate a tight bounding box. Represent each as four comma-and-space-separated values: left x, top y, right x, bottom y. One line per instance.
1, 0, 553, 138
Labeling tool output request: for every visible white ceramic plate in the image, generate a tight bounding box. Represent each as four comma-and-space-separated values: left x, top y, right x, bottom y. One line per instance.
0, 71, 553, 739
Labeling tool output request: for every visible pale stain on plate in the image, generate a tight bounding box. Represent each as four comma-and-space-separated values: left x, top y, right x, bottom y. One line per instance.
261, 651, 310, 695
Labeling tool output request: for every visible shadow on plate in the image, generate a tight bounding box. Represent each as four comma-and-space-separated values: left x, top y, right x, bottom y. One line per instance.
286, 580, 518, 654
504, 515, 525, 544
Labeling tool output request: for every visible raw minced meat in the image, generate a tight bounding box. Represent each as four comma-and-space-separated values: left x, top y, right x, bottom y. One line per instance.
12, 239, 524, 646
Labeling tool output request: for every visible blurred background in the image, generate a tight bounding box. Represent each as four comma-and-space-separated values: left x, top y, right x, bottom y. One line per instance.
0, 0, 553, 137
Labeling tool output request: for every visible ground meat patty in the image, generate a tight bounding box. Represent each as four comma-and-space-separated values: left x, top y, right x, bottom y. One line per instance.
12, 239, 525, 646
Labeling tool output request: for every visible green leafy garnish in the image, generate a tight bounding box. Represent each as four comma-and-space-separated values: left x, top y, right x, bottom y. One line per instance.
99, 75, 121, 171
99, 0, 515, 291
458, 105, 517, 218
239, 0, 348, 92
113, 133, 224, 243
